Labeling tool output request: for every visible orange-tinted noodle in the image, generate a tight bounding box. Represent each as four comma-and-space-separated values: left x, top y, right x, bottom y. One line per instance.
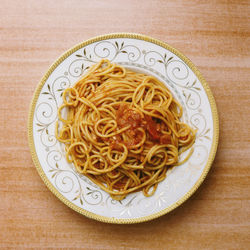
56, 59, 196, 200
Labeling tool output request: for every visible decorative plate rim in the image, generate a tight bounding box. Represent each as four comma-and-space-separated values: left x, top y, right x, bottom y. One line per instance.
27, 33, 219, 224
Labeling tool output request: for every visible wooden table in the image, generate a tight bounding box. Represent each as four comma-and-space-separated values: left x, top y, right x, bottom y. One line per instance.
1, 0, 249, 249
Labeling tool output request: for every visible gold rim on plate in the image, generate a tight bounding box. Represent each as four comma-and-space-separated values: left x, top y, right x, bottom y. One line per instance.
28, 33, 219, 224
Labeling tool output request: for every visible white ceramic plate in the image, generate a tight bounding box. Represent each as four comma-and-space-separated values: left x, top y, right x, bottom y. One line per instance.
28, 33, 219, 223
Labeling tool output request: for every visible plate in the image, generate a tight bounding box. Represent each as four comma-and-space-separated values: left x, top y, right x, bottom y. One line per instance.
28, 33, 219, 223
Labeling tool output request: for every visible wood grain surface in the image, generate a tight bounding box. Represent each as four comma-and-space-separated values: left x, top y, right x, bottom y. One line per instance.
0, 0, 249, 249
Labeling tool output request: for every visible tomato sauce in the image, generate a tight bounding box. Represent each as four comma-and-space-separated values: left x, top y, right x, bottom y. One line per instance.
114, 104, 171, 148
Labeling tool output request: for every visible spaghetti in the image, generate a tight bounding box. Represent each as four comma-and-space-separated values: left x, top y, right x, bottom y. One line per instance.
56, 59, 196, 200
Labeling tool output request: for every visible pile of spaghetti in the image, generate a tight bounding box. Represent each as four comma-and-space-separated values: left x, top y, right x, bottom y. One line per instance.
56, 59, 196, 200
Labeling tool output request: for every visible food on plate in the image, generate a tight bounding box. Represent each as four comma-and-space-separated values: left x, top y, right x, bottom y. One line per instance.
56, 59, 196, 200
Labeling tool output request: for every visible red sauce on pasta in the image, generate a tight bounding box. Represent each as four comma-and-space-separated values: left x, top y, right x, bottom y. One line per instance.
115, 104, 171, 148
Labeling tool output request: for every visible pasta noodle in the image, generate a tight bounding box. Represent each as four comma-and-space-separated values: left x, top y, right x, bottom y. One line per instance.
56, 59, 196, 200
